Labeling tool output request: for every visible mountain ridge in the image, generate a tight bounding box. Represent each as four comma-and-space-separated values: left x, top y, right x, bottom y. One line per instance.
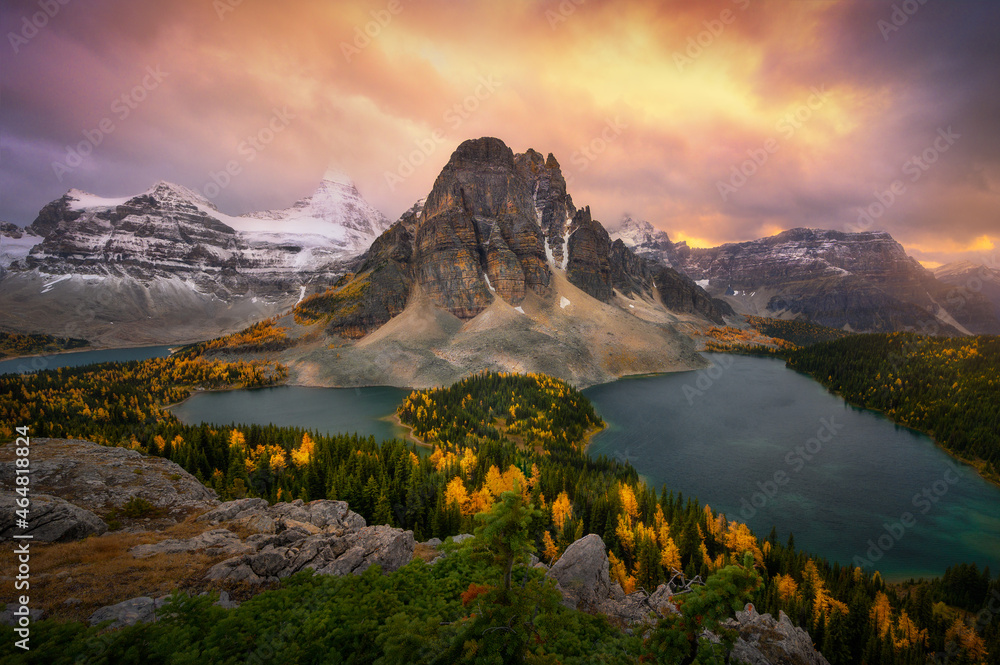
0, 176, 391, 345
610, 220, 1000, 334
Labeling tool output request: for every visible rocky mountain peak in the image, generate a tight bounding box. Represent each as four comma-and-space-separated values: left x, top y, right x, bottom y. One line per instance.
611, 216, 680, 267
302, 137, 729, 339
142, 180, 215, 209
447, 136, 516, 170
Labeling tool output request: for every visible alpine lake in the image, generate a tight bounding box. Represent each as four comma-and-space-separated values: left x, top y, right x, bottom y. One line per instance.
18, 346, 999, 581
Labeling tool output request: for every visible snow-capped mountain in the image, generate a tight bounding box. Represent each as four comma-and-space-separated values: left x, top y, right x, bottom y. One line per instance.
23, 176, 390, 279
0, 222, 43, 274
609, 216, 685, 267
0, 176, 392, 345
236, 170, 390, 256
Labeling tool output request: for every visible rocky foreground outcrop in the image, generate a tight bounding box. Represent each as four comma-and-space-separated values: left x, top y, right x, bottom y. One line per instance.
727, 607, 832, 665
545, 534, 829, 664
0, 494, 107, 542
0, 438, 219, 539
128, 497, 416, 584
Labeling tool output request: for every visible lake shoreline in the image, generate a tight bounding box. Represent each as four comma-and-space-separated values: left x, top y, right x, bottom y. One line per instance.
778, 359, 1000, 491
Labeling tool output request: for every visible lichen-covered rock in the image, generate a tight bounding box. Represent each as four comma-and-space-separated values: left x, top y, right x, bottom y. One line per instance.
726, 607, 831, 665
0, 438, 219, 525
546, 534, 614, 610
89, 596, 169, 629
0, 494, 106, 542
199, 499, 411, 584
547, 534, 671, 625
196, 497, 270, 523
205, 523, 415, 584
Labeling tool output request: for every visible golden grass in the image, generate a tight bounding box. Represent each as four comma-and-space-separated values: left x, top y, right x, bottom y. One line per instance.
412, 542, 440, 563
0, 518, 243, 624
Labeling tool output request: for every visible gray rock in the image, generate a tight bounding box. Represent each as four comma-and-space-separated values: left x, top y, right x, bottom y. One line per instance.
238, 514, 277, 535
451, 533, 474, 545
89, 596, 169, 629
205, 523, 415, 584
726, 608, 831, 665
422, 538, 443, 548
196, 498, 365, 534
546, 534, 613, 611
196, 498, 269, 523
129, 528, 251, 559
1, 603, 44, 626
647, 584, 678, 615
0, 439, 218, 527
215, 591, 239, 610
0, 494, 106, 542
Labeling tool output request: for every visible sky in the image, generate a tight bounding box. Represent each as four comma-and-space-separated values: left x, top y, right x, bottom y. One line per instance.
1, 0, 998, 268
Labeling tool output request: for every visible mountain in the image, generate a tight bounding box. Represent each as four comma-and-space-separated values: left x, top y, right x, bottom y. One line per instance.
614, 225, 1000, 335
0, 222, 43, 277
0, 177, 390, 345
280, 137, 730, 388
609, 216, 687, 267
933, 261, 1000, 320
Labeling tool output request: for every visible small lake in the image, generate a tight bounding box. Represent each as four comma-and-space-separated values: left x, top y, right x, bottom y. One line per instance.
0, 344, 174, 375
172, 385, 411, 443
583, 354, 1000, 581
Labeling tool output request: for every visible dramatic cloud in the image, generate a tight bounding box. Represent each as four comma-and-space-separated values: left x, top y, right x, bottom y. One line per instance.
1, 0, 997, 266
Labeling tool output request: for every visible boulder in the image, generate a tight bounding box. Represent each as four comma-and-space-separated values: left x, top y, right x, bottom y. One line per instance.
726, 608, 831, 665
1, 603, 44, 626
547, 534, 676, 626
197, 498, 365, 533
0, 494, 106, 542
89, 596, 169, 629
202, 502, 414, 584
546, 533, 613, 610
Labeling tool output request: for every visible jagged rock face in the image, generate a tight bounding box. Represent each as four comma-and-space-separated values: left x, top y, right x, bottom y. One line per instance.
1, 179, 392, 343
610, 239, 652, 299
297, 222, 414, 338
28, 186, 242, 279
0, 222, 42, 275
21, 182, 385, 291
295, 137, 730, 343
766, 276, 961, 334
654, 266, 732, 324
565, 207, 614, 302
934, 261, 1000, 325
415, 137, 550, 317
515, 149, 576, 267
